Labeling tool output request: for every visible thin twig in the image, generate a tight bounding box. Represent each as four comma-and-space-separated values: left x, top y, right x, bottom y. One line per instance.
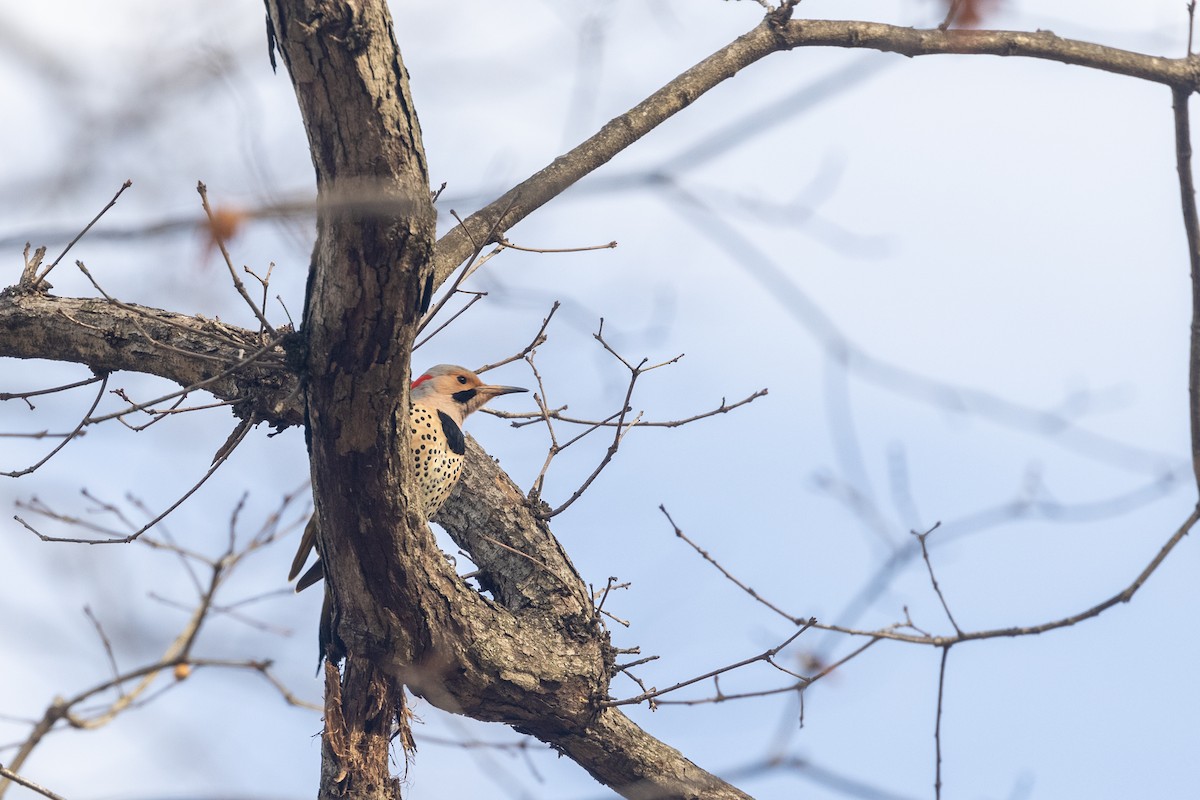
933, 646, 950, 800
0, 375, 104, 405
604, 620, 816, 707
196, 182, 276, 335
661, 505, 805, 625
594, 576, 621, 617
1189, 1, 1197, 57
526, 354, 559, 500
537, 322, 680, 519
15, 419, 253, 544
488, 388, 768, 428
0, 431, 82, 440
1172, 86, 1200, 496
243, 262, 275, 337
614, 655, 658, 671
474, 301, 560, 374
0, 767, 67, 800
813, 506, 1200, 646
33, 180, 131, 289
555, 408, 626, 451
912, 522, 962, 636
81, 337, 283, 425
114, 396, 237, 432
2, 373, 108, 478
417, 200, 520, 336
495, 237, 617, 254
655, 635, 883, 709
413, 291, 486, 350
938, 0, 965, 30
72, 260, 268, 362
82, 607, 122, 690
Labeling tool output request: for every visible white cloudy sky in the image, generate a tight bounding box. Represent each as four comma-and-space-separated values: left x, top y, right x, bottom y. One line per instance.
1, 2, 1197, 799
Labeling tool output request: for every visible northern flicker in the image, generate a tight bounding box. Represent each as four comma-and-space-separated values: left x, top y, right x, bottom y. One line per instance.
288, 364, 526, 591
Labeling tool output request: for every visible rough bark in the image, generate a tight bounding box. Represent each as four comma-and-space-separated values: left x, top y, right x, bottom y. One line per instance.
256, 1, 752, 798
0, 288, 298, 427
263, 1, 437, 798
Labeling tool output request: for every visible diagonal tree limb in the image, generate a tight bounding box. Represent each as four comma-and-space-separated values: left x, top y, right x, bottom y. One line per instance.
431, 15, 1200, 288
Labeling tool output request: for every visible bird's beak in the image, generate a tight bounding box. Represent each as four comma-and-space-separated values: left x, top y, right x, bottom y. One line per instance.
479, 384, 528, 399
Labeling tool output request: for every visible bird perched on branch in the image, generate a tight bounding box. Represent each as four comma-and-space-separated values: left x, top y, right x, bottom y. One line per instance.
288, 364, 527, 591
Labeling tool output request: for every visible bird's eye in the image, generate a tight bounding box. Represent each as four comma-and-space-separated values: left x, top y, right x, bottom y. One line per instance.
457, 375, 468, 384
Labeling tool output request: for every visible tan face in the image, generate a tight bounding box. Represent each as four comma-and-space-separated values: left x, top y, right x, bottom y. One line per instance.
411, 365, 527, 420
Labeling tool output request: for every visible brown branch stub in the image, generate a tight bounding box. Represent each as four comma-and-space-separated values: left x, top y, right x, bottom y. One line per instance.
15, 244, 48, 294
1189, 2, 1197, 58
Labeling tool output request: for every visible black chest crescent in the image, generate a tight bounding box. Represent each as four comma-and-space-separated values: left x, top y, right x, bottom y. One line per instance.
437, 410, 466, 455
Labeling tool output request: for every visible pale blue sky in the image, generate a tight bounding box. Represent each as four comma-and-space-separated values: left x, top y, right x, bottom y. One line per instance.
1, 2, 1197, 799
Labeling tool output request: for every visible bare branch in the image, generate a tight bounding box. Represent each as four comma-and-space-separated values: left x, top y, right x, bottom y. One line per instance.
817, 506, 1200, 646
525, 353, 559, 501
474, 301, 560, 375
0, 767, 67, 800
433, 18, 1196, 288
605, 620, 816, 708
912, 523, 963, 636
933, 647, 950, 800
495, 237, 618, 254
0, 294, 299, 429
82, 606, 122, 689
413, 291, 486, 351
660, 505, 806, 625
0, 374, 104, 405
489, 388, 768, 429
17, 244, 44, 291
15, 417, 252, 544
652, 632, 883, 709
31, 179, 131, 291
1172, 86, 1200, 496
537, 323, 678, 519
196, 181, 276, 336
418, 201, 521, 337
0, 489, 318, 797
1, 372, 107, 477
1190, 2, 1197, 58
82, 338, 283, 426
